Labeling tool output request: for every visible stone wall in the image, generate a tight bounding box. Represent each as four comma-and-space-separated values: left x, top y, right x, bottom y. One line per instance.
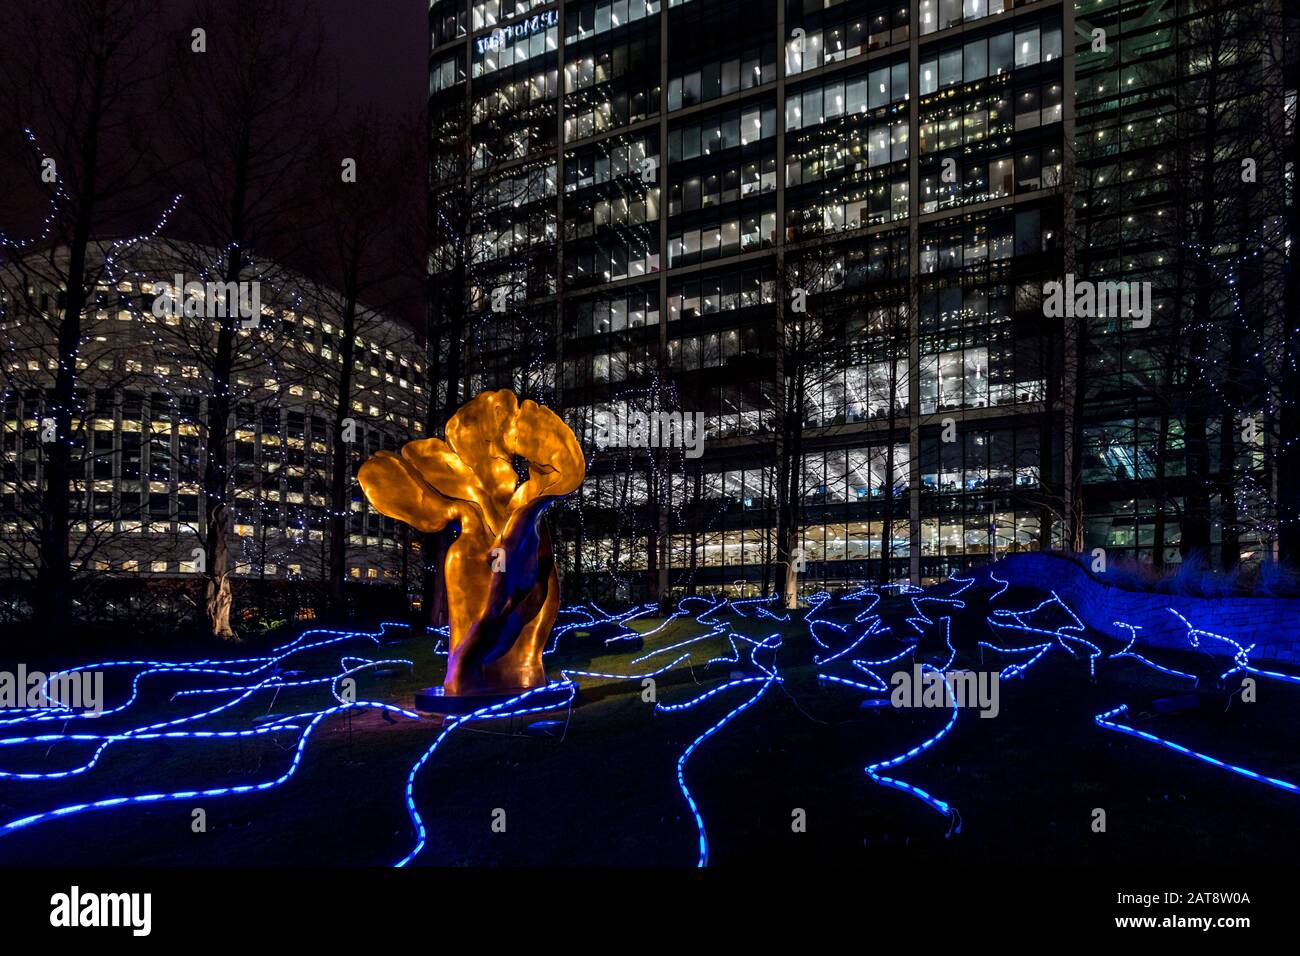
989, 553, 1300, 665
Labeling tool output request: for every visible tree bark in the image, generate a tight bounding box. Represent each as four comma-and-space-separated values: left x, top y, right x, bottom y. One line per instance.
328, 291, 358, 612
202, 241, 247, 640
32, 6, 112, 633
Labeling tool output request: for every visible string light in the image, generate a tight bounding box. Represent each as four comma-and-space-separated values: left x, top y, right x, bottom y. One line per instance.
0, 566, 1295, 866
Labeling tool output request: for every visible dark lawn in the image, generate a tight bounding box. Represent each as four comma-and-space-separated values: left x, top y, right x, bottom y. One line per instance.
0, 586, 1295, 866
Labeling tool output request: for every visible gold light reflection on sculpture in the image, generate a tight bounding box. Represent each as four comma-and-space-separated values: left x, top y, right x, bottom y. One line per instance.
357, 390, 585, 696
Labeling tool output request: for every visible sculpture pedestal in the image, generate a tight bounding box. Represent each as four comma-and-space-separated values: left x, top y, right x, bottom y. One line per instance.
415, 684, 572, 716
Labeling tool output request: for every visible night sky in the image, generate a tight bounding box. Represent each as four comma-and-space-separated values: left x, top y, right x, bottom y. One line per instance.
0, 0, 430, 324
312, 0, 428, 118
0, 0, 430, 233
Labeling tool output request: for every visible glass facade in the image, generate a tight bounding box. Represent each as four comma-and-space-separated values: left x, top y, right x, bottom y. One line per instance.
0, 243, 426, 585
1072, 0, 1283, 568
431, 0, 1078, 599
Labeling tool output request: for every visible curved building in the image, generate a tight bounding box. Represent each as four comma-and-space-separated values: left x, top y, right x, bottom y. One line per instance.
0, 239, 427, 617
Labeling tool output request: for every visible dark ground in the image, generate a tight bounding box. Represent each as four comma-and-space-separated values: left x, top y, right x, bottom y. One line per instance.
0, 583, 1295, 867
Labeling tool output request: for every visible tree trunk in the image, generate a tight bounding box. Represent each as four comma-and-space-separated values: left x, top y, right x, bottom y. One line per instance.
1180, 45, 1222, 562
422, 266, 466, 630
1040, 311, 1058, 552
1153, 413, 1170, 570
878, 333, 900, 583
1278, 101, 1300, 565
781, 540, 799, 607
33, 14, 112, 633
1219, 409, 1239, 571
779, 399, 805, 609
687, 470, 699, 595
646, 468, 659, 607
35, 255, 88, 633
774, 417, 799, 608
880, 436, 895, 584
328, 292, 358, 612
202, 244, 245, 640
204, 513, 234, 638
572, 481, 587, 601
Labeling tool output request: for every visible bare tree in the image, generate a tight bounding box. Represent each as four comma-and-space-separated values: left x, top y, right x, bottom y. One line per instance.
0, 247, 169, 604
771, 244, 854, 607
1249, 0, 1300, 566
1069, 0, 1273, 571
421, 96, 558, 625
865, 235, 913, 583
0, 0, 165, 631
1144, 3, 1265, 567
158, 0, 332, 638
296, 115, 422, 613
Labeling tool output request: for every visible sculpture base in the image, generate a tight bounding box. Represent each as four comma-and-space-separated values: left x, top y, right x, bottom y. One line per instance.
415, 684, 572, 716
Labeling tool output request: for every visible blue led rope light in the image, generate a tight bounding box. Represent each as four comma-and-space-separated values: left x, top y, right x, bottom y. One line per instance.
1085, 607, 1300, 796
696, 597, 732, 624
853, 644, 918, 671
948, 572, 977, 597
660, 632, 783, 866
1167, 608, 1253, 669
937, 616, 957, 672
397, 602, 780, 866
630, 625, 728, 665
395, 681, 579, 867
863, 664, 961, 833
545, 602, 654, 653
986, 590, 1104, 674
7, 579, 1295, 866
814, 616, 886, 666
1063, 631, 1103, 677
818, 673, 887, 692
0, 724, 304, 782
1094, 703, 1300, 796
657, 675, 775, 712
997, 644, 1053, 681
832, 639, 915, 691
883, 583, 924, 594
730, 595, 782, 618
0, 701, 422, 839
905, 595, 966, 635
0, 677, 292, 781
706, 631, 750, 667
851, 590, 884, 623
1107, 622, 1198, 683
560, 655, 691, 682
0, 666, 261, 728
0, 618, 427, 840
172, 658, 415, 698
1241, 664, 1300, 686
673, 677, 778, 866
8, 622, 414, 727
803, 588, 964, 832
810, 581, 1295, 842
826, 590, 1070, 825
704, 628, 782, 668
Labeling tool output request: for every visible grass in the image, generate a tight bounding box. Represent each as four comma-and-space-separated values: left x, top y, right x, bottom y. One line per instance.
0, 584, 1296, 866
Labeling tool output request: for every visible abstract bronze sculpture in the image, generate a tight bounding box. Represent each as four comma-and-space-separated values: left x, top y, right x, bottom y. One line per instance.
357, 390, 585, 698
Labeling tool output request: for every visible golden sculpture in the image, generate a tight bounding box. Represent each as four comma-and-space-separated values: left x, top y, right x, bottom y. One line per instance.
357, 390, 585, 697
